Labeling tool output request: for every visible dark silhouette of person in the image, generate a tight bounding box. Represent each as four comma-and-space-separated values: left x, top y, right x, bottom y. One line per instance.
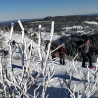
58, 44, 65, 65
78, 38, 92, 68
51, 46, 56, 60
44, 43, 48, 54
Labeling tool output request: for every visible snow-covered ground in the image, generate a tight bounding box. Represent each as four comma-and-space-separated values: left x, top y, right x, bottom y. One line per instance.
0, 29, 98, 98
35, 31, 61, 42
84, 21, 98, 25
62, 25, 83, 31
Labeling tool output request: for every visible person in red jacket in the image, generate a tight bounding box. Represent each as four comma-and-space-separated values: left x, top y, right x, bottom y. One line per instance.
58, 44, 65, 65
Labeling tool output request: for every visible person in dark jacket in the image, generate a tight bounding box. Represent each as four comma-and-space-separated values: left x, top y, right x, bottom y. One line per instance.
78, 38, 92, 68
44, 43, 48, 54
51, 46, 57, 60
58, 44, 65, 65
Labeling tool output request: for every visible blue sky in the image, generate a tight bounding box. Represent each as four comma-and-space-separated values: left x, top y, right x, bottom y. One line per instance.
0, 0, 98, 22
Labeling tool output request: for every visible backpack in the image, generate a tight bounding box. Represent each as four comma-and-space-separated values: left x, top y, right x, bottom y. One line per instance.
58, 47, 65, 57
76, 40, 84, 52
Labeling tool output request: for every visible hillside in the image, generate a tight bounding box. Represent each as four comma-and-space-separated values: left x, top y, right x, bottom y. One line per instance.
0, 16, 98, 97
1, 15, 98, 61
0, 20, 98, 98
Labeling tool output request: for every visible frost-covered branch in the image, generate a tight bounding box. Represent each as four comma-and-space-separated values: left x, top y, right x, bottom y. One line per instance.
62, 53, 98, 98
41, 21, 54, 98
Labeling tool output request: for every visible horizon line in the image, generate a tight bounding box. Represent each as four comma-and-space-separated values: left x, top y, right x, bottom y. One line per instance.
0, 13, 98, 23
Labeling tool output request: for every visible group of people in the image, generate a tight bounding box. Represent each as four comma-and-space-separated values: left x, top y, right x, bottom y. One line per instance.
45, 37, 93, 68
45, 43, 65, 65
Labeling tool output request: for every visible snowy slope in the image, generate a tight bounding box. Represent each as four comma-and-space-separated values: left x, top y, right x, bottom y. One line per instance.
0, 30, 98, 98
35, 31, 61, 42
84, 21, 98, 25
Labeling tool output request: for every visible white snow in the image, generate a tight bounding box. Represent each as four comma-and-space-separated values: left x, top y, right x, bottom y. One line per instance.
0, 26, 98, 98
84, 21, 98, 25
62, 25, 83, 31
35, 31, 61, 42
